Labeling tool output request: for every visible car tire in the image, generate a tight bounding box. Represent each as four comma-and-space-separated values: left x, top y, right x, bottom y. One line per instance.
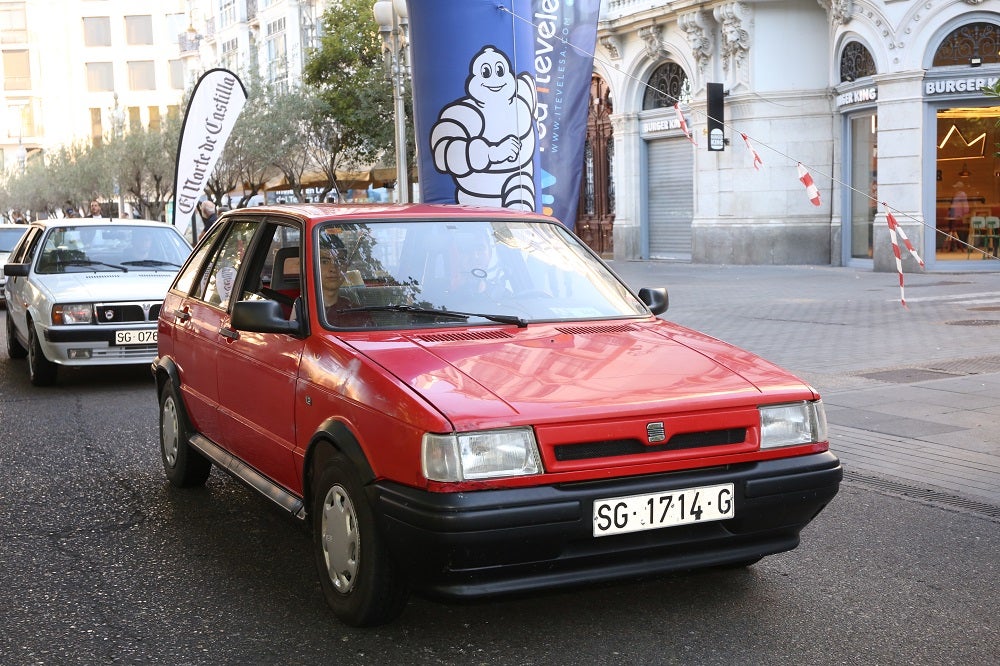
159, 379, 211, 487
27, 323, 56, 386
5, 311, 27, 359
312, 453, 409, 627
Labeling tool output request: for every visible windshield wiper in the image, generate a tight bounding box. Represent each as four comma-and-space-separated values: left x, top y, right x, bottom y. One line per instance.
340, 304, 528, 328
61, 259, 128, 272
121, 259, 182, 268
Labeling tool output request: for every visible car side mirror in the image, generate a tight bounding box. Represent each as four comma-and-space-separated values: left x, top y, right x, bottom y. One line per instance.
638, 287, 668, 315
231, 299, 302, 335
3, 263, 28, 277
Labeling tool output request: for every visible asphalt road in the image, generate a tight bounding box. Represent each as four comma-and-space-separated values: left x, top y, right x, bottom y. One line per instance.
0, 311, 997, 665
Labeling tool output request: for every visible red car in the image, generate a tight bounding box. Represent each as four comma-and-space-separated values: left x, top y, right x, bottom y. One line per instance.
153, 203, 840, 626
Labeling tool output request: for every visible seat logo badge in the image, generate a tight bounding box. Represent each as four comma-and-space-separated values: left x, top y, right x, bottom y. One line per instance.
646, 422, 666, 443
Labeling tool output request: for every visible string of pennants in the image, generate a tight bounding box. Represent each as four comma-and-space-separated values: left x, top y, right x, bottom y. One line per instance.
497, 4, 991, 309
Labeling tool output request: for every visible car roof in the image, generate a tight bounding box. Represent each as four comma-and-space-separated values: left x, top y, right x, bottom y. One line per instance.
28, 218, 175, 229
222, 203, 558, 225
1, 223, 30, 230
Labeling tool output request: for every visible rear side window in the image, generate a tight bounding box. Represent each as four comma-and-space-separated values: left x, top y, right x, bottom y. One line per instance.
197, 221, 258, 310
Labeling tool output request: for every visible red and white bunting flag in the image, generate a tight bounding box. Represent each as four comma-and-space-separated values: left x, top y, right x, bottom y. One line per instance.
674, 104, 697, 146
796, 162, 821, 206
885, 206, 925, 308
741, 132, 763, 170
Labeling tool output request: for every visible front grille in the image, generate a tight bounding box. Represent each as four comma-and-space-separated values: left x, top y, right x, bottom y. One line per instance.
93, 302, 158, 324
554, 428, 747, 461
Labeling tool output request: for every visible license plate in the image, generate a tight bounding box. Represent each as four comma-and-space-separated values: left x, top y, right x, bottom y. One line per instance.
593, 483, 735, 537
114, 330, 157, 345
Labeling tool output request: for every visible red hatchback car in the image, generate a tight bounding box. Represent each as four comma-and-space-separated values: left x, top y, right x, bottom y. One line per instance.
153, 203, 841, 626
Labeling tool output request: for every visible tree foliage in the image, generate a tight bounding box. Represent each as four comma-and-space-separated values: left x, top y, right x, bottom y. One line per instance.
303, 0, 396, 169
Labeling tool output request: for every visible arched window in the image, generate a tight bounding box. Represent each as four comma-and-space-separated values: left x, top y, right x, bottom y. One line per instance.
839, 41, 876, 82
642, 63, 690, 110
933, 22, 1000, 67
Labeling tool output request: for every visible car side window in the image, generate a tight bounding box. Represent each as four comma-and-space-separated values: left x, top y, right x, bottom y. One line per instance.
238, 223, 302, 303
173, 221, 226, 296
11, 228, 41, 265
199, 221, 257, 310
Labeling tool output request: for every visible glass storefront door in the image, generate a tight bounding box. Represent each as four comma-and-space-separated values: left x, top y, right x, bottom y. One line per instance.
936, 106, 1000, 261
849, 113, 878, 260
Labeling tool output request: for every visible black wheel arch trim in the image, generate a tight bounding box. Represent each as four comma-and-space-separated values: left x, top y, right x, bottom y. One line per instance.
305, 418, 377, 509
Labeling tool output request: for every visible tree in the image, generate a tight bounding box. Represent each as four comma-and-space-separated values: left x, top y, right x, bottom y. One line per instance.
303, 0, 398, 176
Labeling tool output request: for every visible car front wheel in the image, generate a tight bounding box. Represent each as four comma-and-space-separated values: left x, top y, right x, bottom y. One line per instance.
312, 452, 408, 627
27, 323, 56, 386
159, 378, 211, 487
5, 311, 27, 359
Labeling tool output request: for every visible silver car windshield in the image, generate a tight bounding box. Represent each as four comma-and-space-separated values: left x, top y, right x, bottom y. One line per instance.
316, 219, 648, 328
36, 225, 190, 274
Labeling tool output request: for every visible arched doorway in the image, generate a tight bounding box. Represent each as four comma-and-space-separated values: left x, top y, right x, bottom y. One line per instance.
576, 74, 615, 257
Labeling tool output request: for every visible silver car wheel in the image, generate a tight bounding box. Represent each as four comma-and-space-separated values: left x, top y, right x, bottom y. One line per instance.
321, 483, 360, 594
161, 394, 179, 468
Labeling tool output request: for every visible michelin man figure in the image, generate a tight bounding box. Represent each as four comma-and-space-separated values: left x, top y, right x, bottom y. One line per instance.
430, 46, 537, 211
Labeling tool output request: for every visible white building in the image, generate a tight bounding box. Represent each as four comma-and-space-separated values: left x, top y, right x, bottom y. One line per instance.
590, 0, 1000, 271
0, 0, 192, 172
0, 0, 328, 175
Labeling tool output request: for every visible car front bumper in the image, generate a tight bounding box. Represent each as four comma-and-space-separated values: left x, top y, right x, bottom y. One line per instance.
41, 325, 158, 365
375, 451, 842, 598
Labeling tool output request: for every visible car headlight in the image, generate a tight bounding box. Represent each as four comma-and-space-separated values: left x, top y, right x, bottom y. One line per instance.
759, 400, 828, 449
422, 427, 542, 482
52, 304, 94, 325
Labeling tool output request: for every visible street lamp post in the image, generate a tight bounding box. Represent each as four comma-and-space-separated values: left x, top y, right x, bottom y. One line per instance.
373, 0, 410, 204
109, 93, 126, 218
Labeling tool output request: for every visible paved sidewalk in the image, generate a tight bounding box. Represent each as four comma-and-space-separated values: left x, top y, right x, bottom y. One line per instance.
609, 260, 1000, 510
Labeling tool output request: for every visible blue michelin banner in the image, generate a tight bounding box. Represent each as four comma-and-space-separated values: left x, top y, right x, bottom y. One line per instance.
533, 0, 600, 226
408, 0, 540, 212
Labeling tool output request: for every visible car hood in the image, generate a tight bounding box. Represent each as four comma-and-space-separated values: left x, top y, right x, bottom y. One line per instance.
350, 320, 815, 429
35, 271, 177, 303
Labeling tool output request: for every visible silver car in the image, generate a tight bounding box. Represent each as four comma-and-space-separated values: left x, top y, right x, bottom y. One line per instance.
0, 223, 29, 305
3, 218, 191, 385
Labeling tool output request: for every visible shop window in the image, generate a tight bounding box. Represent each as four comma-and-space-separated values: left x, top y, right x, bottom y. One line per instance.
849, 114, 877, 260
839, 41, 876, 82
642, 63, 690, 110
933, 22, 1000, 67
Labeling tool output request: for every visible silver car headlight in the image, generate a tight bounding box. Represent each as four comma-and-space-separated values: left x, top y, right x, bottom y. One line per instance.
759, 400, 828, 449
52, 303, 94, 325
422, 427, 542, 482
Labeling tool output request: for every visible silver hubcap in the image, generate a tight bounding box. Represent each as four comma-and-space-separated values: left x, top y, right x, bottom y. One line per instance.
161, 395, 179, 467
321, 484, 359, 594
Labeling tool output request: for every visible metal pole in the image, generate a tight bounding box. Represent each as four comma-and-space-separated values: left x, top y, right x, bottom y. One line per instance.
391, 11, 409, 204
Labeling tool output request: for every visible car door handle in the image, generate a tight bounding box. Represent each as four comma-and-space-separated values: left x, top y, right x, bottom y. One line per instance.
172, 308, 191, 322
219, 326, 239, 340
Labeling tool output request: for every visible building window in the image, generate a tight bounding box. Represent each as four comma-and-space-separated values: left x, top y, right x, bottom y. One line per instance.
221, 38, 238, 72
219, 0, 236, 29
83, 16, 111, 47
127, 60, 155, 90
6, 103, 30, 139
1, 4, 27, 44
933, 22, 1000, 67
2, 49, 30, 90
642, 63, 690, 110
125, 15, 154, 46
167, 105, 180, 121
148, 106, 160, 132
86, 61, 114, 91
266, 18, 287, 90
128, 106, 141, 131
168, 59, 183, 89
90, 107, 103, 145
839, 41, 876, 82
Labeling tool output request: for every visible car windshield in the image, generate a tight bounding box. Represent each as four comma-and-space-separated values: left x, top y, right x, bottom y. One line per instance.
0, 227, 26, 252
316, 218, 648, 328
36, 224, 190, 274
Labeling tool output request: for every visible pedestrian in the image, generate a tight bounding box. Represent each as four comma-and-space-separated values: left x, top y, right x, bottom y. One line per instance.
11, 209, 26, 224
87, 200, 103, 218
197, 200, 218, 238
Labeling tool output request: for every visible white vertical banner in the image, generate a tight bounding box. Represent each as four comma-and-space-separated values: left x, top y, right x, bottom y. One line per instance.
172, 68, 247, 236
